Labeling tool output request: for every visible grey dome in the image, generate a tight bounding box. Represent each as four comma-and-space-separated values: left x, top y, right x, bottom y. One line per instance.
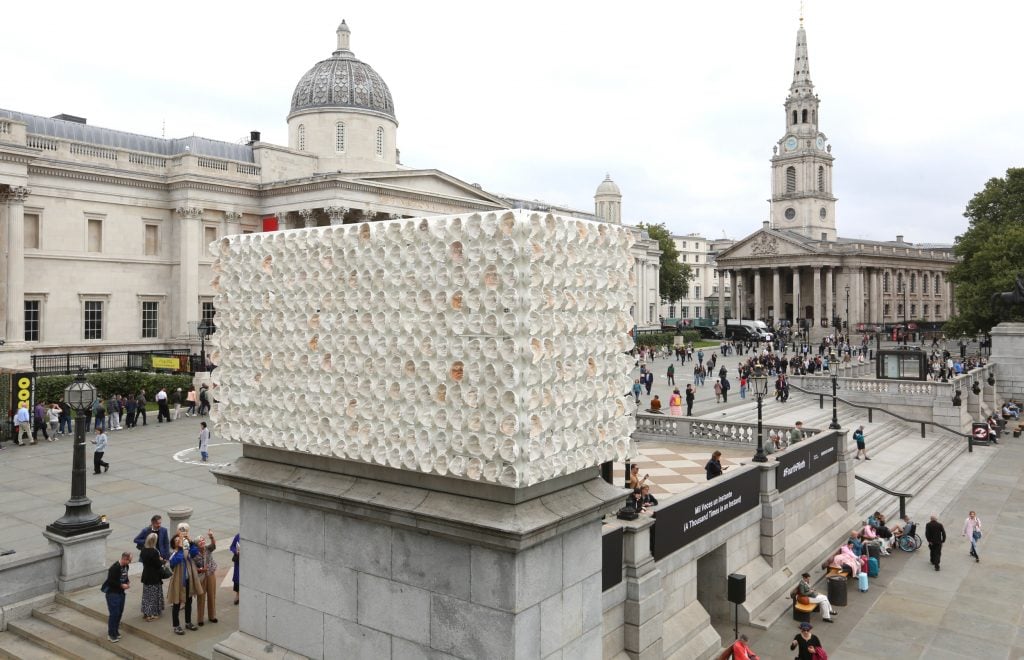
289, 21, 396, 120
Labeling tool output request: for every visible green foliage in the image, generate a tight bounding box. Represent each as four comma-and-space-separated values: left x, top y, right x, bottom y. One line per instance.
34, 372, 194, 404
637, 222, 692, 304
949, 168, 1024, 333
634, 332, 678, 348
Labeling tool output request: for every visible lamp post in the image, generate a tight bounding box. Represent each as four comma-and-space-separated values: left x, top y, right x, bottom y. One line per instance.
198, 319, 216, 371
829, 370, 841, 430
844, 284, 850, 339
751, 364, 770, 462
46, 370, 107, 537
902, 282, 909, 346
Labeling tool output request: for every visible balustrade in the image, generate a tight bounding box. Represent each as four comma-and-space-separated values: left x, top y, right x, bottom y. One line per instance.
69, 142, 118, 160
26, 135, 58, 151
0, 120, 9, 134
127, 152, 167, 166
198, 156, 230, 171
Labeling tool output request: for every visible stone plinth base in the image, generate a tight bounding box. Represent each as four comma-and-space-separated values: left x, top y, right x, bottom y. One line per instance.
213, 448, 623, 660
991, 322, 1024, 400
41, 528, 112, 592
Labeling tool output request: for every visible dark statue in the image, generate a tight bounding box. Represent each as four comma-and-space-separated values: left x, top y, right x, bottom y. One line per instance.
991, 274, 1024, 318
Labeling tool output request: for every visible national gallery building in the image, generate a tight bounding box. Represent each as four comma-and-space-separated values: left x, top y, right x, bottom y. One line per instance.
714, 24, 957, 337
0, 21, 660, 368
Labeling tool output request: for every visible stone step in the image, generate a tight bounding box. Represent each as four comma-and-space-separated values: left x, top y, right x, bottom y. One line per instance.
32, 602, 184, 660
7, 615, 121, 660
0, 630, 65, 660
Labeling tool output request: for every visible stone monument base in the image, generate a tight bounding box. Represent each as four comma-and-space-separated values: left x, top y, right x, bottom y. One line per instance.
213, 446, 622, 660
991, 322, 1024, 400
41, 528, 112, 592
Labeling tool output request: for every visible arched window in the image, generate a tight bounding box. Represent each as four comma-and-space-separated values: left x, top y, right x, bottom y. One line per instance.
935, 275, 941, 294
896, 272, 904, 292
335, 122, 345, 152
297, 124, 306, 151
786, 166, 796, 193
801, 109, 808, 123
817, 166, 825, 192
910, 273, 917, 293
883, 272, 890, 293
375, 127, 384, 157
792, 110, 798, 125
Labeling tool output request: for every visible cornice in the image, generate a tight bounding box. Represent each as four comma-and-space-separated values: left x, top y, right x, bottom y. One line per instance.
28, 164, 167, 191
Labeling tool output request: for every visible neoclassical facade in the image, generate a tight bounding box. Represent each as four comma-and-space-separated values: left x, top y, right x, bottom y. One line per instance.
0, 21, 660, 368
714, 22, 956, 335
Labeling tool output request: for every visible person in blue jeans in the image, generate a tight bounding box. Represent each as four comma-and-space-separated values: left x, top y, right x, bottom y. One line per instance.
103, 552, 132, 642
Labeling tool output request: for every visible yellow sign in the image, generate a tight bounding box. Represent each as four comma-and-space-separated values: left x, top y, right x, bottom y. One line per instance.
152, 357, 180, 370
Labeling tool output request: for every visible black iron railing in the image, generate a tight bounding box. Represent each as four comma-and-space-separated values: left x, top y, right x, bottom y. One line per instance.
31, 350, 194, 375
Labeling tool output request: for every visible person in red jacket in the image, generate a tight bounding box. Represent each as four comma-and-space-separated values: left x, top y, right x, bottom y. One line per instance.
730, 634, 759, 660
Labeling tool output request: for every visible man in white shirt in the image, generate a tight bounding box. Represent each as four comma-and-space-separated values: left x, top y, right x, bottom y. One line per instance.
14, 404, 32, 445
155, 388, 171, 423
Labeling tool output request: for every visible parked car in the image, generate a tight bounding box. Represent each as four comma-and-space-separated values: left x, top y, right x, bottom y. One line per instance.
691, 326, 724, 340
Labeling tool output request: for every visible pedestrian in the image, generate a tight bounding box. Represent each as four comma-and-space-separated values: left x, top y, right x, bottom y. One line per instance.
102, 551, 132, 642
47, 403, 60, 440
107, 393, 120, 431
705, 450, 725, 480
168, 523, 204, 635
669, 389, 683, 416
139, 533, 166, 621
172, 388, 183, 420
685, 384, 695, 416
136, 390, 148, 426
714, 380, 722, 403
195, 530, 219, 625
92, 428, 110, 474
730, 633, 760, 660
925, 514, 946, 571
14, 403, 31, 445
198, 422, 210, 462
643, 372, 654, 396
230, 533, 241, 605
739, 374, 747, 399
125, 395, 137, 429
58, 400, 72, 436
186, 386, 197, 416
32, 401, 50, 442
632, 379, 642, 405
156, 388, 170, 423
720, 376, 730, 402
134, 514, 171, 560
853, 425, 870, 460
198, 385, 211, 416
790, 622, 823, 660
962, 511, 982, 562
666, 363, 675, 386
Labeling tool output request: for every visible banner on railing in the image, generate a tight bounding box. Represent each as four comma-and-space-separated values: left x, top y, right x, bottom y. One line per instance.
775, 432, 838, 492
651, 468, 760, 560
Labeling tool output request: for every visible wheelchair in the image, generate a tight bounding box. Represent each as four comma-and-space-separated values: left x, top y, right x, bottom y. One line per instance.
896, 523, 922, 552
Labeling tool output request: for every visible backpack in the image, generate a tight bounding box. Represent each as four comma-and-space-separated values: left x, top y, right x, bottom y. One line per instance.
616, 507, 638, 521
722, 380, 730, 391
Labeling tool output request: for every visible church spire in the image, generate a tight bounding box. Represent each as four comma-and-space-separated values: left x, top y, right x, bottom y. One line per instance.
790, 22, 813, 96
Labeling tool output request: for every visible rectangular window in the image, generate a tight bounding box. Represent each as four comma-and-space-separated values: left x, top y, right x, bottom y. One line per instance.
24, 300, 40, 342
681, 307, 689, 319
144, 224, 159, 256
202, 301, 216, 326
648, 304, 655, 324
897, 303, 904, 317
24, 213, 40, 249
88, 219, 102, 252
680, 254, 686, 262
204, 226, 218, 255
935, 305, 941, 317
84, 300, 103, 340
668, 306, 676, 318
142, 301, 159, 338
911, 304, 917, 317
694, 255, 700, 263
681, 241, 686, 249
694, 286, 701, 298
923, 304, 929, 318
884, 303, 891, 317
694, 268, 700, 277
695, 307, 702, 318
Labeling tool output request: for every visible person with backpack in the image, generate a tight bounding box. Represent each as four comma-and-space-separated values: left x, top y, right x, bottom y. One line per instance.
720, 376, 731, 402
197, 386, 211, 417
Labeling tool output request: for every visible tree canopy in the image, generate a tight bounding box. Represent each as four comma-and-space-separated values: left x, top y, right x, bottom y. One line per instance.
947, 167, 1024, 333
637, 222, 692, 304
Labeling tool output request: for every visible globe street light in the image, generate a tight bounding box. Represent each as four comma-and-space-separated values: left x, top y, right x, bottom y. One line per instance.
751, 364, 770, 463
46, 370, 108, 537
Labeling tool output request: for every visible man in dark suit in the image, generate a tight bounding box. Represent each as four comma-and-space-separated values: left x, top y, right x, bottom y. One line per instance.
925, 514, 947, 571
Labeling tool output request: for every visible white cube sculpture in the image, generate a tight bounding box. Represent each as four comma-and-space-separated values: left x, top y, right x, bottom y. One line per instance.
210, 210, 637, 488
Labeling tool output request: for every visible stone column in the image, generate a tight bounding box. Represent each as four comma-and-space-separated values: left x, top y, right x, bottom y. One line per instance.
276, 212, 289, 231
792, 268, 801, 323
175, 206, 203, 337
753, 269, 762, 321
717, 270, 725, 327
326, 206, 348, 226
812, 266, 822, 330
225, 211, 243, 236
871, 269, 881, 325
732, 269, 743, 319
620, 518, 664, 659
759, 463, 785, 567
825, 267, 834, 329
3, 185, 29, 342
772, 268, 781, 325
299, 209, 316, 229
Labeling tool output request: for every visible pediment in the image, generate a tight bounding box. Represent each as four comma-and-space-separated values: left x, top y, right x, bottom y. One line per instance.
717, 229, 818, 261
347, 169, 506, 207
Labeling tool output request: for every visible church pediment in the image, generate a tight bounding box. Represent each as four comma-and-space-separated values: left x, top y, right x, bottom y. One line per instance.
717, 229, 818, 261
346, 169, 506, 207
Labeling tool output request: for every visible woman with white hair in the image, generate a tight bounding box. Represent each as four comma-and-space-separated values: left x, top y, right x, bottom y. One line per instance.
167, 523, 205, 635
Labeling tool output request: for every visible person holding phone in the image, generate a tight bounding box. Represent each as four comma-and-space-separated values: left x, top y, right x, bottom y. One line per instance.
705, 451, 726, 480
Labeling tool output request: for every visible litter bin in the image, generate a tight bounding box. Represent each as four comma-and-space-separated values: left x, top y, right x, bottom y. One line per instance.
828, 575, 847, 607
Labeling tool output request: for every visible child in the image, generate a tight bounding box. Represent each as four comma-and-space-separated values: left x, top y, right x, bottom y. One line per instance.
198, 422, 210, 462
92, 428, 110, 473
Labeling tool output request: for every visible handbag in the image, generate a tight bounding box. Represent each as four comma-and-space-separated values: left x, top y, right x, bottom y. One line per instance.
972, 529, 982, 541
797, 595, 811, 605
161, 562, 173, 579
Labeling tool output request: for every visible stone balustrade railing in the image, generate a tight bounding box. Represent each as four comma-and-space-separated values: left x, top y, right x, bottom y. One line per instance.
634, 413, 820, 447
0, 120, 9, 135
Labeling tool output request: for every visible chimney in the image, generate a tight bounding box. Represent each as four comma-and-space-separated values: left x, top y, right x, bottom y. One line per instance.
249, 130, 261, 143
762, 221, 770, 230
52, 113, 87, 124
896, 235, 904, 243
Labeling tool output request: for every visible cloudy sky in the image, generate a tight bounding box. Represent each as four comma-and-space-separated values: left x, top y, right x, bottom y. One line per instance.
5, 1, 1022, 243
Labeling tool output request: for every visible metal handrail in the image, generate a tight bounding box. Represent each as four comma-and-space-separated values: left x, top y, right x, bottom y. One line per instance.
854, 474, 913, 518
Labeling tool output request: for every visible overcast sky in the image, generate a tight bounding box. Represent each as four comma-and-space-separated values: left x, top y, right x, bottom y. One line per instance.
5, 1, 1022, 244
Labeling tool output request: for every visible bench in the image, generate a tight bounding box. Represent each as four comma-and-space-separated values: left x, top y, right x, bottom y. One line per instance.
791, 597, 820, 622
825, 566, 850, 579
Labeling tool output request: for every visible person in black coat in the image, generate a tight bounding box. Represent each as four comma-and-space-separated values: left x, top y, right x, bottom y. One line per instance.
925, 514, 947, 570
103, 552, 132, 642
139, 533, 166, 621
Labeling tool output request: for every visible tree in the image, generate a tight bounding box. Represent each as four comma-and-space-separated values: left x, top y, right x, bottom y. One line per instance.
947, 168, 1024, 334
637, 222, 692, 305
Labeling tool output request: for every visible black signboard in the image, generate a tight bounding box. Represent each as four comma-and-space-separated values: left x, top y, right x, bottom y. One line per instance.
602, 527, 624, 591
651, 468, 760, 560
775, 433, 838, 492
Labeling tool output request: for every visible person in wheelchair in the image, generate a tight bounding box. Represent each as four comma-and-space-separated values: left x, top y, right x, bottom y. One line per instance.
893, 516, 920, 551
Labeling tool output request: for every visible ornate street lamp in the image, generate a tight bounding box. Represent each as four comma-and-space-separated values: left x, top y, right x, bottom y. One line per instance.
751, 364, 770, 463
829, 370, 841, 430
46, 370, 108, 537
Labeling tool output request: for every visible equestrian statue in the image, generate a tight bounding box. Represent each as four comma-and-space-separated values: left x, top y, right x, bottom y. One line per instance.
991, 273, 1024, 319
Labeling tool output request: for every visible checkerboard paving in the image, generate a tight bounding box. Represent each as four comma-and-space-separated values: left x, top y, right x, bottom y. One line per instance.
614, 443, 753, 498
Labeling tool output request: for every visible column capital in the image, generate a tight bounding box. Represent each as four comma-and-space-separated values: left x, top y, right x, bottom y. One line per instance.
175, 206, 203, 219
298, 209, 316, 228
224, 211, 243, 223
3, 185, 30, 202
325, 206, 348, 225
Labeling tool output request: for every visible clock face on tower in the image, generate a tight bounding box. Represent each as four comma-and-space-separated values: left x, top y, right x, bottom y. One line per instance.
816, 136, 824, 150
785, 207, 796, 220
784, 136, 798, 152
819, 207, 827, 219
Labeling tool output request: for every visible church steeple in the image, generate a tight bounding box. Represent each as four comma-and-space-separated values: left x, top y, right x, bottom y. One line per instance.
770, 20, 837, 241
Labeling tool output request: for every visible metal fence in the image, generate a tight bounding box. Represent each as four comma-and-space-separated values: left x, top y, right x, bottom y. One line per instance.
30, 350, 195, 376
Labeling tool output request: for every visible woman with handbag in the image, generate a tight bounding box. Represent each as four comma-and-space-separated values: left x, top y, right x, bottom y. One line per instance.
139, 533, 166, 621
195, 530, 219, 625
167, 524, 205, 635
962, 510, 982, 562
